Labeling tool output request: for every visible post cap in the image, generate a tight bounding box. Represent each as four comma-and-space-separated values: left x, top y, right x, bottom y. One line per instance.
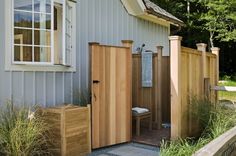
89, 42, 100, 45
196, 43, 207, 48
211, 47, 220, 51
121, 40, 134, 44
196, 43, 207, 52
169, 36, 183, 41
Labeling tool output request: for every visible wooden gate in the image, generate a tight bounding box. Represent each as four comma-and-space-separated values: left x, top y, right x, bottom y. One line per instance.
90, 41, 132, 149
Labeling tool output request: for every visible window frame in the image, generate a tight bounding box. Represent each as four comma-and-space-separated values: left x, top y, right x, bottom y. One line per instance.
5, 0, 76, 72
13, 0, 54, 65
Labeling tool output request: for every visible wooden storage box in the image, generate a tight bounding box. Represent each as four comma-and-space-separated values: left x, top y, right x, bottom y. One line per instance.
42, 105, 91, 156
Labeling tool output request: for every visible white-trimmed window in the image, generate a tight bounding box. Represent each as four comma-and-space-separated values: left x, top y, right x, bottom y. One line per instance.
12, 0, 76, 67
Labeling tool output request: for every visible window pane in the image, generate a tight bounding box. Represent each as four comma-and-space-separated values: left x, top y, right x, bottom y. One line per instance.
34, 30, 51, 46
14, 45, 32, 62
14, 35, 23, 44
14, 0, 32, 11
34, 0, 51, 13
14, 29, 32, 45
14, 11, 32, 28
34, 47, 51, 62
14, 45, 21, 61
34, 13, 51, 29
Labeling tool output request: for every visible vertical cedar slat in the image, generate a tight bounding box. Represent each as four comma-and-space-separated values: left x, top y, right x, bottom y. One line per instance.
188, 53, 193, 136
109, 47, 117, 144
211, 48, 220, 102
153, 54, 158, 127
90, 42, 100, 148
204, 78, 210, 98
157, 46, 163, 129
99, 46, 106, 147
104, 47, 109, 145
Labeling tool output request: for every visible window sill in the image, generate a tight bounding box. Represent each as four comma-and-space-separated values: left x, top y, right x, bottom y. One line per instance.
5, 63, 76, 72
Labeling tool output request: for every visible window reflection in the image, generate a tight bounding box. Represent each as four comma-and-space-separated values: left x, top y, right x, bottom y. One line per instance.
34, 0, 51, 13
14, 0, 32, 11
14, 11, 32, 28
34, 47, 51, 62
34, 30, 51, 46
34, 13, 51, 30
14, 29, 32, 45
14, 46, 32, 62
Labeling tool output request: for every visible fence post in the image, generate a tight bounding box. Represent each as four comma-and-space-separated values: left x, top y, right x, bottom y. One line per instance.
121, 40, 134, 49
121, 40, 133, 140
211, 47, 220, 84
196, 43, 208, 98
211, 47, 220, 102
196, 43, 207, 77
157, 46, 163, 129
169, 36, 182, 139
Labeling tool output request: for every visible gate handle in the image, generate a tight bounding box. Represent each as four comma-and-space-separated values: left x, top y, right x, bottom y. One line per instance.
93, 80, 100, 84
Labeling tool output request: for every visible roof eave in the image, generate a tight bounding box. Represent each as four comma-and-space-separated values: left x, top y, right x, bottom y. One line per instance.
145, 10, 185, 27
138, 13, 171, 27
121, 0, 171, 27
121, 0, 185, 27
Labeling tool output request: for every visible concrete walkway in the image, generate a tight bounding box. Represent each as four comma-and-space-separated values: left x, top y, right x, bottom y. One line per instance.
89, 143, 160, 156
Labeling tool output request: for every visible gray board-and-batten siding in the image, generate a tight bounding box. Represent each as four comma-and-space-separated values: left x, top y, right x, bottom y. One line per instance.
0, 0, 170, 107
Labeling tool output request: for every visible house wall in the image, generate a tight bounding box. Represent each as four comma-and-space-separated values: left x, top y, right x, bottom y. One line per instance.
0, 0, 170, 107
77, 0, 170, 90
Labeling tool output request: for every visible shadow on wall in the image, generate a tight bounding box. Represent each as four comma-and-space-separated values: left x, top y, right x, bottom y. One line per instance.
74, 88, 91, 106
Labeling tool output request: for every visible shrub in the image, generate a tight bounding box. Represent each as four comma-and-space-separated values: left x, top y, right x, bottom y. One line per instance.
0, 102, 51, 156
231, 74, 236, 81
207, 106, 236, 139
222, 75, 231, 81
190, 97, 214, 130
220, 74, 236, 82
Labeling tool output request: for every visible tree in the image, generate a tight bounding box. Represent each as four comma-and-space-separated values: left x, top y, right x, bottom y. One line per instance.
199, 0, 236, 47
152, 0, 209, 47
151, 0, 236, 74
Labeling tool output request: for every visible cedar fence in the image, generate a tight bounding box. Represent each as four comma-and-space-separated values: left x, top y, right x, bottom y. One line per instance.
90, 36, 219, 141
170, 36, 220, 139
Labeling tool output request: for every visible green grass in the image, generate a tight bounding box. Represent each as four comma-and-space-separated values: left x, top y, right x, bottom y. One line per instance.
219, 80, 236, 101
219, 80, 236, 86
160, 137, 211, 156
160, 98, 236, 156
